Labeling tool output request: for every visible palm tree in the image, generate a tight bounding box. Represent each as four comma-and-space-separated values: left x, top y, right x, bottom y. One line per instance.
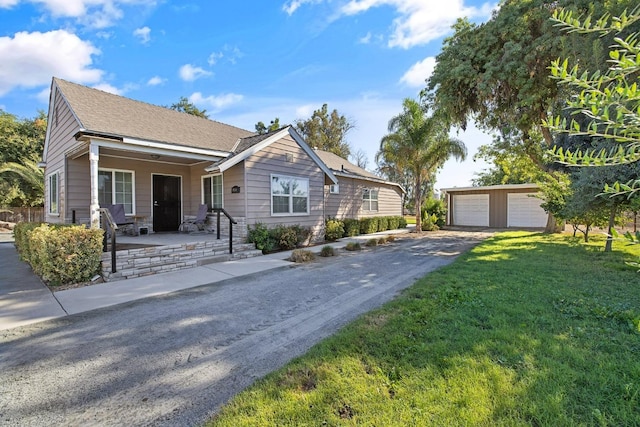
0, 158, 44, 206
377, 98, 467, 233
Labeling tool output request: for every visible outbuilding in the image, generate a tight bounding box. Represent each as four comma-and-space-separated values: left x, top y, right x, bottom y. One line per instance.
441, 184, 548, 229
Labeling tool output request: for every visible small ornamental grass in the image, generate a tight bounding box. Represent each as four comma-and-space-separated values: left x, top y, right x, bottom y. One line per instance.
289, 249, 315, 263
319, 246, 336, 257
344, 242, 361, 251
365, 238, 378, 247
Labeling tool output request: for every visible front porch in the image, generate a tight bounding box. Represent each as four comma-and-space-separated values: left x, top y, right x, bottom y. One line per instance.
102, 231, 262, 282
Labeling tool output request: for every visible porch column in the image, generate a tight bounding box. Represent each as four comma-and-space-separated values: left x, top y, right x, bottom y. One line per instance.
89, 143, 100, 229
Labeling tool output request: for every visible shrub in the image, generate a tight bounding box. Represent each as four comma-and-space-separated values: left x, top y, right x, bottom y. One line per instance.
13, 222, 42, 261
248, 223, 311, 253
388, 216, 400, 230
325, 219, 344, 242
421, 213, 440, 231
387, 234, 396, 242
345, 242, 362, 251
14, 223, 103, 286
247, 222, 277, 253
289, 249, 315, 263
398, 217, 408, 228
320, 245, 336, 257
272, 225, 298, 250
378, 236, 388, 244
360, 218, 379, 235
342, 218, 360, 237
422, 197, 447, 228
377, 216, 389, 232
365, 238, 378, 247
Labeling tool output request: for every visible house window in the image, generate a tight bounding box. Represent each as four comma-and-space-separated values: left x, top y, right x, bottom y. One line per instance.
98, 169, 135, 214
330, 184, 340, 194
48, 172, 59, 215
271, 174, 309, 215
362, 188, 379, 212
202, 175, 223, 210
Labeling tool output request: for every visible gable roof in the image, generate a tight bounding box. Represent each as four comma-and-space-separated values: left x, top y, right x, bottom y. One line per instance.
314, 149, 405, 192
52, 78, 253, 152
207, 126, 338, 184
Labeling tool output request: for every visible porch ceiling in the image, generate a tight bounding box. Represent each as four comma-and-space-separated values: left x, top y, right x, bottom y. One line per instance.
99, 147, 215, 166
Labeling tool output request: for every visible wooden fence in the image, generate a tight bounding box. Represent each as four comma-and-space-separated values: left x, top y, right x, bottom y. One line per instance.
0, 207, 45, 223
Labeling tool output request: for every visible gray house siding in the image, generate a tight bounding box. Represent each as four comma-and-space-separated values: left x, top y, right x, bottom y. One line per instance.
325, 176, 403, 219
244, 135, 325, 238
44, 88, 83, 224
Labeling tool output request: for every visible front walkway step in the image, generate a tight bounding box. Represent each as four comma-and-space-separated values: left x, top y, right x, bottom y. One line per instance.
102, 241, 260, 281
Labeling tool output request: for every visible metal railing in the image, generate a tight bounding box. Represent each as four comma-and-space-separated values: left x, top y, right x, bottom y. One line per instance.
212, 208, 237, 254
99, 208, 118, 273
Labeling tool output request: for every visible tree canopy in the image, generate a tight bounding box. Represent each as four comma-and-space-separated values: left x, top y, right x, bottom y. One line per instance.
169, 97, 208, 118
376, 98, 467, 232
255, 118, 281, 134
295, 104, 354, 159
0, 110, 46, 207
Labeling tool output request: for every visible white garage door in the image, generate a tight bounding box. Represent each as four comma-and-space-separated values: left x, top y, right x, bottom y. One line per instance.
453, 194, 489, 226
507, 193, 548, 228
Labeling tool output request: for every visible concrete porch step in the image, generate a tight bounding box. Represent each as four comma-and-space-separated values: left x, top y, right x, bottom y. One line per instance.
102, 241, 260, 282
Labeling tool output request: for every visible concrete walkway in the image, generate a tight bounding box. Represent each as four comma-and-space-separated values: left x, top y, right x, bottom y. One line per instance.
0, 229, 410, 331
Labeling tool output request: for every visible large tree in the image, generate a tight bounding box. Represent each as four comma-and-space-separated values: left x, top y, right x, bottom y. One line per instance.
169, 97, 208, 118
295, 104, 354, 159
0, 110, 47, 207
377, 98, 467, 233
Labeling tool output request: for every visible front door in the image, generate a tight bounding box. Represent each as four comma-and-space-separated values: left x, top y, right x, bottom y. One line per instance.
153, 175, 181, 232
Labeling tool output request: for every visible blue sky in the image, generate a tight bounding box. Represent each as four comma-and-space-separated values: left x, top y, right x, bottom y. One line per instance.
0, 0, 497, 189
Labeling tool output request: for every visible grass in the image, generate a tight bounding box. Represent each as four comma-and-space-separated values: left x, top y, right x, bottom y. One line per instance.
208, 232, 640, 426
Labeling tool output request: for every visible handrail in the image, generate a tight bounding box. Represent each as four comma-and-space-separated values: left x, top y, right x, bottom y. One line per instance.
212, 208, 237, 254
99, 208, 118, 273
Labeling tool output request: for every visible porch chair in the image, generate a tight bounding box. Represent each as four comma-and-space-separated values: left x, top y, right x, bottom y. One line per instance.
105, 204, 135, 235
180, 204, 209, 233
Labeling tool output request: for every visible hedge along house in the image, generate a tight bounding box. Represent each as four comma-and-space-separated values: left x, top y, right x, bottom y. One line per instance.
41, 78, 338, 243
441, 184, 548, 229
314, 149, 405, 219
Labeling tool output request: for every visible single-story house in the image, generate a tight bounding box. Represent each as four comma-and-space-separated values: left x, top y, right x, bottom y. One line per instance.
441, 184, 548, 228
314, 149, 404, 219
40, 78, 400, 240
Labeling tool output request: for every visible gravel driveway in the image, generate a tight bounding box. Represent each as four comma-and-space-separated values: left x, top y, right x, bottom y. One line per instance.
0, 230, 491, 426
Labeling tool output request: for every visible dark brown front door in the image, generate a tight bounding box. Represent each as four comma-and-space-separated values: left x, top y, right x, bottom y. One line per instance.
153, 175, 181, 232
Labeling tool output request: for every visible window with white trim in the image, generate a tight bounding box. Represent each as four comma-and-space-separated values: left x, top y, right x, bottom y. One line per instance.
98, 169, 135, 214
271, 174, 309, 215
202, 174, 223, 210
48, 172, 59, 214
362, 188, 379, 212
329, 184, 339, 194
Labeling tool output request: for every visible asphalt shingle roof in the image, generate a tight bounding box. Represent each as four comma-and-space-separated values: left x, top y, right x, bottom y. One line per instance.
54, 78, 254, 152
314, 149, 380, 180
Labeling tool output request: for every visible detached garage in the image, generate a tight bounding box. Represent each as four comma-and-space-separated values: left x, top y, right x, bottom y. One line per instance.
442, 184, 548, 229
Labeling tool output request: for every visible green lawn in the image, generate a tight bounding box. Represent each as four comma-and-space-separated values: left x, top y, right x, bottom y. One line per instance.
208, 232, 640, 426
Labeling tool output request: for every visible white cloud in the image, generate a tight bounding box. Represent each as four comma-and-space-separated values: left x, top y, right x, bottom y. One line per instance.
147, 76, 165, 86
0, 30, 102, 96
400, 56, 435, 87
133, 26, 151, 44
92, 82, 122, 95
6, 0, 157, 29
282, 0, 322, 16
178, 64, 213, 82
295, 0, 495, 48
189, 92, 243, 112
358, 32, 372, 44
207, 52, 223, 66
